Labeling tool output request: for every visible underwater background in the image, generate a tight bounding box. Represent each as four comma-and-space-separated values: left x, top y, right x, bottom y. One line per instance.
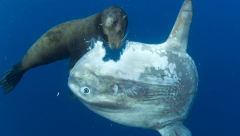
0, 0, 239, 135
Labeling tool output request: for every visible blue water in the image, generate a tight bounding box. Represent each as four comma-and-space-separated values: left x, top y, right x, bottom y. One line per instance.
0, 0, 239, 136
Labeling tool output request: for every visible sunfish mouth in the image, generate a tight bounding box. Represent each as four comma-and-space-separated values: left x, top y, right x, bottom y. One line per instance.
76, 96, 126, 110
83, 101, 126, 110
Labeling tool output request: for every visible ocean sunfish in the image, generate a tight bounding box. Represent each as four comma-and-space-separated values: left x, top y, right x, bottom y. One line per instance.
68, 0, 198, 136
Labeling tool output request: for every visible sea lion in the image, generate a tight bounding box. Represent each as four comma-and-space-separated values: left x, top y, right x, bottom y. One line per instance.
0, 6, 128, 94
68, 0, 197, 136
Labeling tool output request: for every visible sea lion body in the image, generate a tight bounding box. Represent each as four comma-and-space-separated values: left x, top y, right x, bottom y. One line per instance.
0, 6, 128, 94
22, 13, 104, 71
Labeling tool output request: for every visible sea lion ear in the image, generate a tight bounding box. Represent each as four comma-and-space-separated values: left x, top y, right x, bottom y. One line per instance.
165, 0, 193, 52
123, 15, 127, 19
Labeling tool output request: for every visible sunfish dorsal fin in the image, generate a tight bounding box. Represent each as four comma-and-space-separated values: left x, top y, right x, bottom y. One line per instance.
166, 0, 193, 52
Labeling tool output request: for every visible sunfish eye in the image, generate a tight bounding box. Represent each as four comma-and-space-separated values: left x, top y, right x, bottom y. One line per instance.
80, 87, 90, 94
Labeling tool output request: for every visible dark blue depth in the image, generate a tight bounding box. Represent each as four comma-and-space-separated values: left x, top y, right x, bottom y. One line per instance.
0, 0, 240, 136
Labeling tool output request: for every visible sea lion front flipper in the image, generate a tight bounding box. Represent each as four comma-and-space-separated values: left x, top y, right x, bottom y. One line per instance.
118, 84, 146, 98
0, 63, 24, 94
158, 122, 192, 136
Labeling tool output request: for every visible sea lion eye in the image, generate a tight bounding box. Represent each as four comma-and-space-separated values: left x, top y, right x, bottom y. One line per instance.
81, 87, 90, 94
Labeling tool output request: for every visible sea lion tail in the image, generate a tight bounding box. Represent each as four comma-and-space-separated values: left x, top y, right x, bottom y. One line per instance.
0, 63, 24, 94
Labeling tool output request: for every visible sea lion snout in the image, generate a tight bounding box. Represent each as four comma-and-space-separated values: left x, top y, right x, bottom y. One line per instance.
106, 32, 124, 49
108, 41, 122, 49
103, 28, 125, 49
109, 43, 117, 49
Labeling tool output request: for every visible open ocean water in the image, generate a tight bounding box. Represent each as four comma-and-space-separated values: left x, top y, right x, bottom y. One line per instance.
0, 0, 239, 136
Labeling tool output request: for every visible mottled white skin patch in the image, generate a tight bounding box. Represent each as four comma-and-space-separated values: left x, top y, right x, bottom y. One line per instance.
68, 0, 196, 136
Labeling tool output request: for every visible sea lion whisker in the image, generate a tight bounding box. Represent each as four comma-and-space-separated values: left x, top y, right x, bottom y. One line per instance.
122, 30, 129, 42
122, 39, 127, 46
120, 40, 127, 49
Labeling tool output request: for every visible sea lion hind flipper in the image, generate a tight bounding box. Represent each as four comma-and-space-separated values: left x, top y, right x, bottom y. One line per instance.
0, 69, 12, 74
0, 63, 24, 94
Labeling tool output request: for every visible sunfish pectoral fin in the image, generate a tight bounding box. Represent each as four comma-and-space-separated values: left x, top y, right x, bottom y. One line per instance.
118, 84, 146, 98
166, 0, 193, 52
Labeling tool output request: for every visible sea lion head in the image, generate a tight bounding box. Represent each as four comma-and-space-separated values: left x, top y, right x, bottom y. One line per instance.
101, 6, 128, 49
